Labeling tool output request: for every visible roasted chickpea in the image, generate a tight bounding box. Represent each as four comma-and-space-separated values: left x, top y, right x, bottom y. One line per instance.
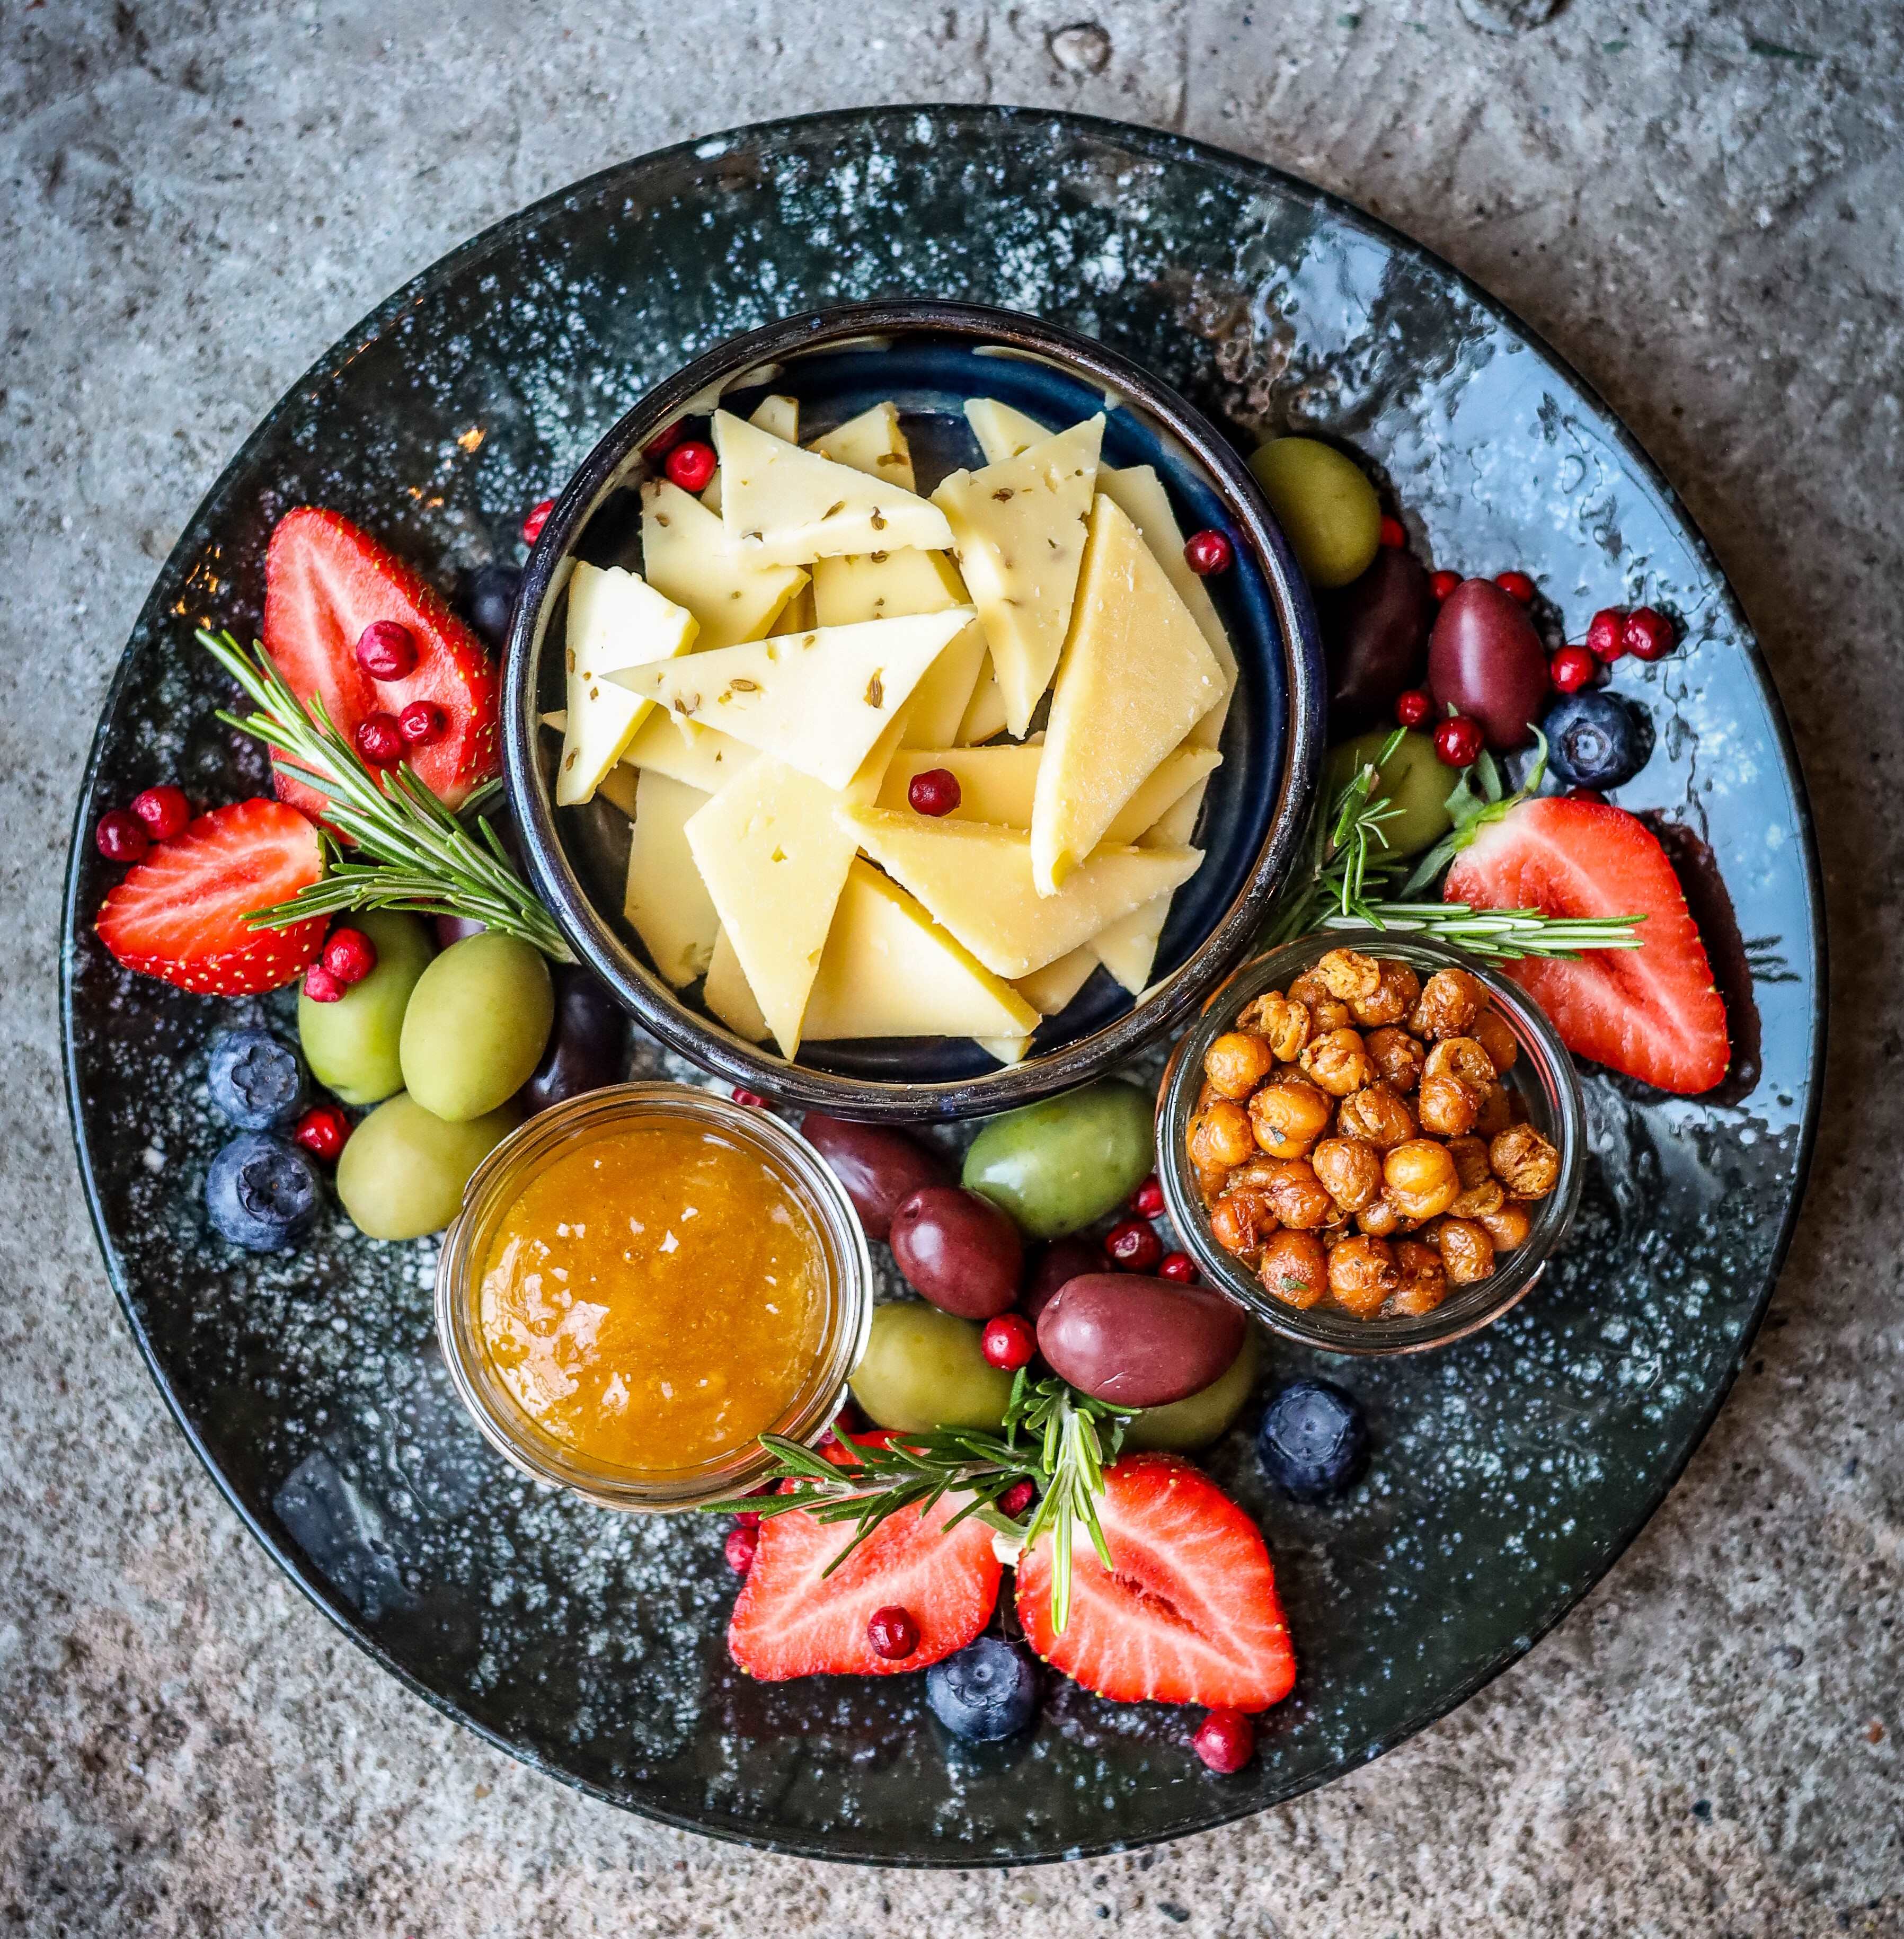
1287, 970, 1351, 1033
1472, 1082, 1515, 1136
1364, 1025, 1426, 1094
1336, 1083, 1418, 1150
1209, 1187, 1277, 1260
1259, 1229, 1328, 1309
1356, 1195, 1404, 1238
1389, 1238, 1448, 1316
1203, 1030, 1277, 1100
1189, 1100, 1256, 1171
1490, 1125, 1561, 1200
1416, 1072, 1480, 1138
1436, 1216, 1497, 1285
1313, 948, 1382, 1005
1236, 990, 1312, 1060
1444, 1135, 1504, 1219
1309, 1136, 1384, 1213
1409, 966, 1486, 1040
1317, 1219, 1353, 1252
1469, 1006, 1519, 1074
1350, 958, 1421, 1029
1260, 1158, 1336, 1230
1327, 1234, 1398, 1317
1478, 1200, 1531, 1251
1384, 1139, 1460, 1220
1195, 1078, 1221, 1116
1425, 1035, 1498, 1090
1299, 1028, 1378, 1097
1247, 1079, 1333, 1158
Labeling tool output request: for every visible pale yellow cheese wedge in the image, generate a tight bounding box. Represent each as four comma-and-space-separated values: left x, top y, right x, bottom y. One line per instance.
611, 607, 972, 792
955, 655, 1009, 745
639, 479, 805, 650
556, 563, 698, 806
704, 926, 771, 1042
597, 761, 640, 819
1014, 946, 1099, 1016
619, 707, 755, 794
1093, 777, 1212, 993
802, 862, 1040, 1041
1031, 494, 1224, 893
963, 396, 1051, 465
809, 401, 917, 495
841, 805, 1202, 980
712, 409, 952, 565
975, 1037, 1033, 1065
623, 771, 719, 987
750, 393, 801, 442
932, 416, 1103, 736
771, 583, 816, 634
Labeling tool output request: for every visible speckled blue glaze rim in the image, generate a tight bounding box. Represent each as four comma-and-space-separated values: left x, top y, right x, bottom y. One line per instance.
56, 105, 1827, 1869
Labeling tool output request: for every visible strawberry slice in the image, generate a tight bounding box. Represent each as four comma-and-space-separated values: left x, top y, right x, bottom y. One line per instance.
728, 1478, 1003, 1681
262, 507, 499, 817
1016, 1454, 1296, 1712
1445, 796, 1730, 1094
96, 799, 326, 995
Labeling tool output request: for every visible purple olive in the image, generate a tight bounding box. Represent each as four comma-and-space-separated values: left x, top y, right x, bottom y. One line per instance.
1319, 545, 1434, 736
1024, 1236, 1106, 1324
1036, 1274, 1247, 1409
889, 1185, 1024, 1320
433, 914, 488, 949
519, 967, 627, 1113
1427, 578, 1549, 750
800, 1115, 952, 1242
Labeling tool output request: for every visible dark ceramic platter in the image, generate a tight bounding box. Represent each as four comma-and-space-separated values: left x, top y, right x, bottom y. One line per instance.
61, 108, 1823, 1865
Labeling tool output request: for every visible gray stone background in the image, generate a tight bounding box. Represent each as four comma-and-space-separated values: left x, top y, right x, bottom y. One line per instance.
3, 1, 1899, 1933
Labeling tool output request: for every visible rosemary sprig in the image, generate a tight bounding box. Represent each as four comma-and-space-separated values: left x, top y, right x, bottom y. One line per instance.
701, 1374, 1129, 1634
196, 627, 573, 962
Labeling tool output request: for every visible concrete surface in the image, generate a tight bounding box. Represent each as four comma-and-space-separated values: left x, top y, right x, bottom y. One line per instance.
2, 2, 1900, 1933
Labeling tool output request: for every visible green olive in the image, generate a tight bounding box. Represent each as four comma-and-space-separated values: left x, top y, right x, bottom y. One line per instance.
398, 932, 555, 1123
849, 1303, 1015, 1433
1248, 436, 1383, 589
335, 1092, 520, 1241
297, 909, 435, 1105
1121, 1328, 1262, 1452
1324, 728, 1454, 857
961, 1079, 1154, 1240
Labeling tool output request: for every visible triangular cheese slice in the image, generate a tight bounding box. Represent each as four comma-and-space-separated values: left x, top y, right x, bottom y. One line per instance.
623, 772, 718, 987
841, 806, 1202, 980
770, 582, 816, 634
620, 706, 755, 793
750, 393, 800, 442
964, 397, 1053, 465
712, 409, 952, 565
809, 401, 917, 495
975, 1037, 1032, 1065
1031, 494, 1224, 893
955, 654, 1009, 745
556, 563, 698, 805
1014, 946, 1099, 1016
704, 926, 771, 1042
639, 479, 805, 650
610, 608, 971, 792
802, 862, 1040, 1041
1093, 775, 1211, 993
932, 416, 1103, 737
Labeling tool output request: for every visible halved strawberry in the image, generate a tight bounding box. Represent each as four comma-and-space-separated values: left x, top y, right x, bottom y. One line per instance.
1445, 796, 1730, 1094
1015, 1454, 1296, 1712
96, 799, 326, 995
262, 507, 499, 817
727, 1482, 1003, 1680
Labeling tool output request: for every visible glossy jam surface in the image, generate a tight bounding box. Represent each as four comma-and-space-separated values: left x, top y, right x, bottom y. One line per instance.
477, 1120, 827, 1472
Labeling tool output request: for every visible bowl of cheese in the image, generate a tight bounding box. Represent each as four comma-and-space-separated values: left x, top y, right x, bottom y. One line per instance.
502, 300, 1325, 1121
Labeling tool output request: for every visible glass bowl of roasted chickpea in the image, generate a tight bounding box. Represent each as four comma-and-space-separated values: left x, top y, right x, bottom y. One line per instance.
1156, 932, 1585, 1355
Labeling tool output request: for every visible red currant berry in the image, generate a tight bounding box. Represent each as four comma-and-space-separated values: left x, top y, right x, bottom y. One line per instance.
866, 1605, 920, 1661
998, 1478, 1037, 1519
1429, 569, 1460, 602
1549, 644, 1598, 694
355, 713, 405, 768
293, 1104, 350, 1165
397, 700, 446, 747
644, 421, 684, 459
981, 1313, 1036, 1372
1183, 528, 1233, 576
521, 498, 555, 546
1623, 606, 1675, 661
731, 1086, 766, 1108
1584, 608, 1626, 663
354, 619, 417, 681
1193, 1706, 1255, 1774
303, 964, 346, 1004
1105, 1217, 1165, 1273
322, 926, 378, 985
1377, 515, 1407, 550
1129, 1174, 1165, 1219
130, 785, 190, 842
723, 1526, 758, 1574
907, 768, 962, 817
1433, 715, 1484, 768
1495, 570, 1536, 605
94, 809, 149, 864
1395, 687, 1433, 729
733, 1509, 762, 1530
665, 440, 718, 493
1159, 1251, 1197, 1283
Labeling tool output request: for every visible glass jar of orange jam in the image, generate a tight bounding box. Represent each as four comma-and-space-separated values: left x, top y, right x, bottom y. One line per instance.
436, 1083, 871, 1510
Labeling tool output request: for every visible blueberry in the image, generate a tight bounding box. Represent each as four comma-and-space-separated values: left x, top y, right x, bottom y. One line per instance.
1255, 1379, 1369, 1502
206, 1133, 322, 1252
1540, 689, 1654, 790
461, 562, 521, 651
206, 1028, 308, 1129
925, 1635, 1040, 1741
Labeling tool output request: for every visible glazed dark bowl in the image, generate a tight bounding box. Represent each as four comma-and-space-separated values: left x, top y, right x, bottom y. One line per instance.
503, 299, 1325, 1121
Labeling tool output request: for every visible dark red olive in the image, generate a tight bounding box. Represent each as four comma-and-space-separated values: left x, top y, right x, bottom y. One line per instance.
1427, 578, 1549, 751
1024, 1236, 1106, 1324
799, 1115, 952, 1242
889, 1185, 1024, 1320
1319, 544, 1434, 736
433, 914, 488, 949
519, 968, 628, 1113
1035, 1274, 1247, 1409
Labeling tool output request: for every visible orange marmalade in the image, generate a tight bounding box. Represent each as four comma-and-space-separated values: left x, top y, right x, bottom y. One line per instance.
476, 1120, 826, 1472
